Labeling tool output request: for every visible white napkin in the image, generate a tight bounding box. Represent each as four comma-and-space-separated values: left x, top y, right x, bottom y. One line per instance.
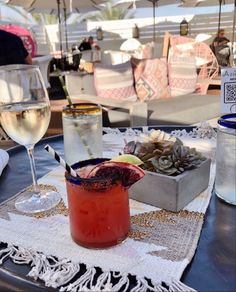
0, 149, 9, 176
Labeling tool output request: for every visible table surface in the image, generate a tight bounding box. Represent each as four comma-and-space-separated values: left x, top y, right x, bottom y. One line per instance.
0, 128, 236, 292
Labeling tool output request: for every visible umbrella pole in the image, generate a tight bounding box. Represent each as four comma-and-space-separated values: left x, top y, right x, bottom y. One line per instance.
151, 0, 159, 42
230, 0, 236, 66
63, 0, 69, 53
217, 0, 222, 45
57, 0, 63, 57
153, 1, 156, 42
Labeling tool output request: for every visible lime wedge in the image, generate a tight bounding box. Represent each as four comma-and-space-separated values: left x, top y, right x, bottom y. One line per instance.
111, 154, 143, 166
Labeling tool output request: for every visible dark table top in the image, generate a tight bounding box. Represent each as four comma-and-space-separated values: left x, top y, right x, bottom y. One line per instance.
0, 129, 236, 292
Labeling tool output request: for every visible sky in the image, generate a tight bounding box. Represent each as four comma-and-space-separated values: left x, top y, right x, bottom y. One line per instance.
134, 3, 234, 18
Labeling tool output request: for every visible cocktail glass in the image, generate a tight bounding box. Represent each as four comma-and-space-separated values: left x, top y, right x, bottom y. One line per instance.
65, 158, 130, 248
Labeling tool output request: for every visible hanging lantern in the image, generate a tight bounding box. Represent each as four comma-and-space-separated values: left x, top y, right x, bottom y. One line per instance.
96, 27, 103, 41
132, 24, 140, 39
180, 18, 189, 36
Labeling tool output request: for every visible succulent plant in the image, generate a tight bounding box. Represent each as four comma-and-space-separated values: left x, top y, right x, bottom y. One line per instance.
123, 130, 206, 176
139, 129, 176, 144
143, 142, 206, 176
124, 130, 177, 158
141, 140, 175, 161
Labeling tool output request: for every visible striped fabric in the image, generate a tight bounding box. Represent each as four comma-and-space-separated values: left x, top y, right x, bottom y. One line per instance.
168, 55, 197, 97
94, 62, 137, 101
131, 58, 171, 102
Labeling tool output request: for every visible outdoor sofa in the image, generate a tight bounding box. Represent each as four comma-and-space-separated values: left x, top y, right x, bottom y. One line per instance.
49, 33, 221, 131
65, 74, 220, 127
64, 32, 220, 127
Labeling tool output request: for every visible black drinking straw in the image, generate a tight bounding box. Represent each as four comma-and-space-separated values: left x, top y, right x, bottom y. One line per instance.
44, 144, 78, 177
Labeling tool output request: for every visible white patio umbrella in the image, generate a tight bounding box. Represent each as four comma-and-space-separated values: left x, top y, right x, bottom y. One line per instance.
181, 0, 236, 65
6, 0, 105, 12
0, 2, 36, 25
7, 0, 106, 52
114, 0, 181, 41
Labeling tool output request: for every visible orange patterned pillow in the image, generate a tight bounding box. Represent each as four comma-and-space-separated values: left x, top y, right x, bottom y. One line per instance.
131, 58, 170, 102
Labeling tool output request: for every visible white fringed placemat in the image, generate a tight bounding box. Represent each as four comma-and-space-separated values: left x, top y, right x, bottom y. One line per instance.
0, 127, 216, 291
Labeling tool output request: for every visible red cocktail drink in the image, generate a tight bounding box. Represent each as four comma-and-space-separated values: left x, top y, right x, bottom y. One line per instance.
65, 158, 130, 248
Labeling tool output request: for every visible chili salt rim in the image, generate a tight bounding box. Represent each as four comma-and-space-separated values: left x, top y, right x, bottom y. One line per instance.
65, 158, 119, 185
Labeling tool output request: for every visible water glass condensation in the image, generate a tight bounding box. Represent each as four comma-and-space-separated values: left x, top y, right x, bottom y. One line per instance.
215, 114, 236, 205
65, 158, 130, 249
62, 103, 102, 165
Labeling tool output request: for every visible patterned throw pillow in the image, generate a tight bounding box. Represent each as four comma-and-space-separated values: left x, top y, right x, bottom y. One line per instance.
94, 62, 137, 101
131, 58, 170, 102
168, 55, 197, 97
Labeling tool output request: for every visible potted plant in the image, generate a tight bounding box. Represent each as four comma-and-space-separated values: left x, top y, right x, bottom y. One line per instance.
124, 130, 211, 212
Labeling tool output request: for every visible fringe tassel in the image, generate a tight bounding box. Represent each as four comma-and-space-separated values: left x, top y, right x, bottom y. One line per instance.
169, 279, 197, 292
154, 283, 169, 292
0, 246, 14, 264
111, 273, 130, 291
61, 267, 97, 291
0, 244, 196, 292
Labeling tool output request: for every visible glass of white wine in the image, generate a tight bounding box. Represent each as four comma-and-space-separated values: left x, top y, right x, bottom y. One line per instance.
0, 64, 61, 213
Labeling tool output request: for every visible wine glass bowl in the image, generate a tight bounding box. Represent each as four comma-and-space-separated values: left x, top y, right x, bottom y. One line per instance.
0, 101, 50, 147
0, 65, 61, 213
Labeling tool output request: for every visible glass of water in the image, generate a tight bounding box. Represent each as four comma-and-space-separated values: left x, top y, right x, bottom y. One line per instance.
62, 103, 102, 165
215, 113, 236, 205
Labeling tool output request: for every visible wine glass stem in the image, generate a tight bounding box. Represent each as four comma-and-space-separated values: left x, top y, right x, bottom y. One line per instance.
26, 146, 40, 193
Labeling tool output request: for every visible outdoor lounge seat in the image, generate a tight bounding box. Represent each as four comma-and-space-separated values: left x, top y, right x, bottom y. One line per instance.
147, 93, 220, 126
65, 73, 220, 127
69, 93, 219, 127
61, 33, 220, 128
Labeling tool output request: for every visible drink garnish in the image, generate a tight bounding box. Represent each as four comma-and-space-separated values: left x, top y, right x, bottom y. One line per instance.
111, 154, 143, 166
86, 161, 145, 187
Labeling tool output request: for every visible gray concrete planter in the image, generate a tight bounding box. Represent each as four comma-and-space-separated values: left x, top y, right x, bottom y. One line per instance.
130, 158, 211, 212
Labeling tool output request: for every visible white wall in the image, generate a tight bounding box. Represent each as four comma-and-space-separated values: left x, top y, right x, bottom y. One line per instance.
33, 11, 234, 55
